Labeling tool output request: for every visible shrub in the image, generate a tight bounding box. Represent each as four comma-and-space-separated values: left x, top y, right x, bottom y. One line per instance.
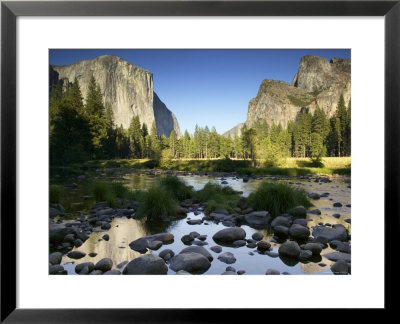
49, 185, 63, 204
159, 175, 194, 201
92, 181, 109, 202
135, 185, 178, 220
196, 182, 240, 214
248, 181, 312, 216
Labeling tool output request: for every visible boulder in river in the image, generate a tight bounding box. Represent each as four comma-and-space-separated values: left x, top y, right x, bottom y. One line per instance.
271, 216, 292, 228
169, 252, 211, 274
159, 249, 175, 262
217, 252, 236, 264
94, 258, 113, 272
244, 211, 271, 227
278, 241, 301, 258
331, 260, 350, 274
312, 224, 348, 242
301, 243, 323, 255
265, 269, 280, 275
179, 246, 213, 261
251, 232, 263, 241
124, 254, 168, 275
289, 224, 310, 240
289, 206, 307, 218
49, 252, 62, 265
75, 262, 94, 274
212, 227, 246, 242
49, 264, 64, 274
210, 246, 222, 253
274, 225, 289, 238
67, 250, 86, 259
323, 252, 351, 263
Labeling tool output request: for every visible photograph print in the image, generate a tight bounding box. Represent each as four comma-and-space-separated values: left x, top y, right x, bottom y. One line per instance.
49, 49, 351, 275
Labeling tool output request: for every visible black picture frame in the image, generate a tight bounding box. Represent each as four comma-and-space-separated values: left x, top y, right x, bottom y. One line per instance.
1, 0, 398, 322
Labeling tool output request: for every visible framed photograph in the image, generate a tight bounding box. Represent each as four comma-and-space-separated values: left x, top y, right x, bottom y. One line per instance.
1, 0, 398, 321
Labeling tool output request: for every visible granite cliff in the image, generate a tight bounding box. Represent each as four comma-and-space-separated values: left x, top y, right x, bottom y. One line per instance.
50, 55, 181, 137
245, 55, 351, 129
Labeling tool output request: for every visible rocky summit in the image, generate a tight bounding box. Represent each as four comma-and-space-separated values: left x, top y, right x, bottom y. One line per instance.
224, 55, 351, 135
50, 55, 181, 137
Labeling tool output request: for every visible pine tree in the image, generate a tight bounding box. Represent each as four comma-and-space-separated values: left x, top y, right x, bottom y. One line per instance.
84, 76, 107, 158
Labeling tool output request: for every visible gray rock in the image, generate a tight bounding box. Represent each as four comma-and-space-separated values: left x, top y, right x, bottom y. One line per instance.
67, 251, 86, 259
187, 219, 203, 225
89, 270, 103, 275
88, 252, 97, 257
332, 213, 341, 219
232, 240, 247, 247
312, 224, 348, 242
301, 243, 323, 255
309, 193, 320, 200
124, 254, 168, 275
264, 251, 279, 258
169, 252, 211, 273
176, 270, 192, 275
179, 246, 213, 261
330, 240, 351, 253
101, 222, 111, 230
309, 209, 321, 215
222, 271, 236, 275
74, 239, 83, 247
75, 262, 94, 274
256, 241, 271, 252
333, 202, 342, 207
103, 270, 121, 275
210, 246, 222, 253
192, 240, 208, 246
94, 258, 113, 272
63, 233, 75, 243
181, 235, 194, 245
265, 269, 280, 275
299, 250, 313, 261
293, 219, 309, 227
102, 234, 110, 241
278, 241, 301, 258
212, 227, 246, 242
49, 264, 64, 274
289, 206, 307, 218
197, 235, 207, 241
237, 197, 248, 210
49, 252, 62, 265
323, 252, 351, 263
159, 249, 175, 262
331, 260, 349, 274
117, 261, 128, 269
129, 238, 149, 253
251, 232, 264, 241
226, 266, 236, 272
218, 252, 236, 264
289, 224, 310, 240
274, 225, 289, 238
147, 240, 163, 251
189, 231, 200, 239
271, 216, 292, 228
244, 211, 271, 227
237, 270, 246, 275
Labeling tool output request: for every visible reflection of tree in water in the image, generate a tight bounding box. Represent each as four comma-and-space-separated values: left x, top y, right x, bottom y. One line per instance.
139, 217, 183, 234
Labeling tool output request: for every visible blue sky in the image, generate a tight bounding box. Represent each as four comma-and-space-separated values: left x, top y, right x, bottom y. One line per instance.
50, 49, 350, 134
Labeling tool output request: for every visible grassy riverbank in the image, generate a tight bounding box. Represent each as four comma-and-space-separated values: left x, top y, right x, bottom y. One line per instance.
63, 156, 350, 176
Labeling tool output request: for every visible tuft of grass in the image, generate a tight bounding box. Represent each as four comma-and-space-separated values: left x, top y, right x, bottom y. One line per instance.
92, 181, 135, 207
158, 175, 194, 201
195, 182, 240, 214
248, 181, 312, 217
135, 185, 178, 220
49, 185, 63, 204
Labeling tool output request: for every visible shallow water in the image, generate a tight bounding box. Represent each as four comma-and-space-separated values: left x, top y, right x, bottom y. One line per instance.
60, 173, 351, 275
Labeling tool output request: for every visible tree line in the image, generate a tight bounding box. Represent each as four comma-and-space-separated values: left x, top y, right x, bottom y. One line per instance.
50, 77, 350, 166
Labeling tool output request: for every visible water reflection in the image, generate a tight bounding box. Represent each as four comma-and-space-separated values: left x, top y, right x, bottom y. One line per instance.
60, 173, 350, 275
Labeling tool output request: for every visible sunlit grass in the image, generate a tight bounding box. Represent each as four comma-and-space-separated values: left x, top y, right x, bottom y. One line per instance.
248, 181, 312, 217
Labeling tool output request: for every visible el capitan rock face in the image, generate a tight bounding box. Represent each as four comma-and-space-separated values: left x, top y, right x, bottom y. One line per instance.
50, 55, 181, 137
245, 55, 351, 129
